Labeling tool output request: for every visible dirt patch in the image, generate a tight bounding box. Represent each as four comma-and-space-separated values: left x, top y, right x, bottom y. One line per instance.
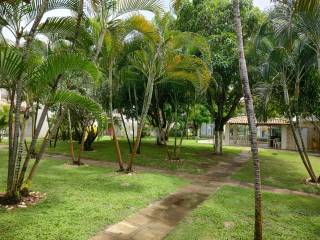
0, 192, 46, 210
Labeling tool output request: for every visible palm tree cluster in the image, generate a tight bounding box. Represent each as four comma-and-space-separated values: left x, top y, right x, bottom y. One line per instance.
254, 0, 320, 184
1, 0, 320, 239
0, 0, 211, 203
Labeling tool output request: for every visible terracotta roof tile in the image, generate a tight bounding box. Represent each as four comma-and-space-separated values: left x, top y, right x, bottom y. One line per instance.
227, 116, 289, 125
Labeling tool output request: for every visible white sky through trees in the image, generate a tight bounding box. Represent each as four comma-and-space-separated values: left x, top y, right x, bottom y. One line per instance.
1, 0, 272, 42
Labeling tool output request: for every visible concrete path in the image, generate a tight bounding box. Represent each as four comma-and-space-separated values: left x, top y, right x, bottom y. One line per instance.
90, 151, 250, 240
224, 180, 320, 199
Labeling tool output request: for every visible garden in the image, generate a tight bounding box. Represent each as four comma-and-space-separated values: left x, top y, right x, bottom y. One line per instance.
1, 0, 320, 240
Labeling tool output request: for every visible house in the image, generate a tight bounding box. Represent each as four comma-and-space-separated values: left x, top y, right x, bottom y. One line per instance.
224, 116, 320, 151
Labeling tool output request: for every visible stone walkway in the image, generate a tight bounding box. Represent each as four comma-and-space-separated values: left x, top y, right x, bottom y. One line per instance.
90, 151, 250, 240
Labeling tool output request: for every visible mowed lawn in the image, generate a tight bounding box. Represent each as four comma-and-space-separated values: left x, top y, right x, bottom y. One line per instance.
45, 137, 243, 173
232, 149, 320, 194
0, 150, 188, 240
166, 186, 320, 240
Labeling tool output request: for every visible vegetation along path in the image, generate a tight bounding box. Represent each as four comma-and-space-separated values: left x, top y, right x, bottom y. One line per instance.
90, 150, 250, 240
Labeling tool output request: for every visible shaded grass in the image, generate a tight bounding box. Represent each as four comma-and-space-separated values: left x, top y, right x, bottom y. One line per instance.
45, 137, 242, 174
232, 149, 320, 194
166, 186, 320, 240
0, 150, 188, 240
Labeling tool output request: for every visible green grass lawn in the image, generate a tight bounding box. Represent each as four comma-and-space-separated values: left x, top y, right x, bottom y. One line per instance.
232, 149, 320, 194
166, 186, 320, 240
45, 137, 242, 174
0, 150, 188, 240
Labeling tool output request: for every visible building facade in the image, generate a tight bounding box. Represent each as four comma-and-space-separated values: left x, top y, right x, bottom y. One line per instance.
224, 116, 320, 151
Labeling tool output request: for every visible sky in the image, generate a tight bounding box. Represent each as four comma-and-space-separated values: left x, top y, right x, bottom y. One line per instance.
253, 0, 272, 10
2, 0, 272, 42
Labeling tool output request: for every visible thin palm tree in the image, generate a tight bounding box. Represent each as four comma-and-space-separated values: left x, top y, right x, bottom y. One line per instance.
233, 0, 262, 239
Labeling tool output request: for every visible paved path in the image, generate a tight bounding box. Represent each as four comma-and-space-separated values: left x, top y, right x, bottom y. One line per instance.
224, 180, 320, 198
89, 151, 250, 240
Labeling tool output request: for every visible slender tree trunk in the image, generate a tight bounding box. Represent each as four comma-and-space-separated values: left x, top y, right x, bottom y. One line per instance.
133, 85, 142, 154
109, 62, 125, 170
120, 111, 132, 153
176, 105, 190, 159
6, 0, 49, 200
6, 91, 15, 193
233, 1, 262, 239
317, 51, 320, 72
76, 125, 86, 165
93, 30, 106, 61
126, 75, 155, 171
27, 109, 67, 183
16, 105, 49, 190
67, 109, 75, 163
132, 117, 135, 145
282, 81, 318, 182
11, 111, 28, 193
296, 117, 317, 178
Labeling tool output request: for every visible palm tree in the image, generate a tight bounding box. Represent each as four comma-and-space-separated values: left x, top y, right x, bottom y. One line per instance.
0, 0, 83, 203
42, 0, 164, 170
233, 0, 262, 239
268, 0, 319, 182
125, 13, 211, 171
0, 45, 103, 203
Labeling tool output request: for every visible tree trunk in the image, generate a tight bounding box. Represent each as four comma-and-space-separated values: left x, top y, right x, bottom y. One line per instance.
93, 30, 106, 61
109, 62, 125, 171
67, 109, 75, 163
214, 130, 221, 155
233, 1, 263, 239
120, 111, 132, 153
6, 1, 49, 199
214, 130, 223, 155
16, 105, 49, 190
176, 105, 190, 159
282, 80, 318, 182
76, 125, 86, 165
27, 109, 66, 183
6, 91, 15, 193
126, 74, 155, 171
317, 51, 320, 72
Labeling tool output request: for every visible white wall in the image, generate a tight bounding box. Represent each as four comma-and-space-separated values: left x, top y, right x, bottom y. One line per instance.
281, 125, 288, 149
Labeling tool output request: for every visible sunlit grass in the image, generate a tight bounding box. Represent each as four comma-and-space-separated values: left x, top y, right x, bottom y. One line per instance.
0, 150, 188, 240
232, 149, 320, 194
166, 186, 320, 240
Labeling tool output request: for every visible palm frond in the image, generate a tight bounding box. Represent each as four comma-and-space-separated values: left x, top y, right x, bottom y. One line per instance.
126, 15, 160, 43
170, 31, 212, 66
164, 55, 211, 91
0, 46, 22, 82
28, 52, 100, 95
49, 90, 107, 127
25, 0, 78, 23
115, 0, 164, 18
39, 17, 94, 48
294, 0, 320, 15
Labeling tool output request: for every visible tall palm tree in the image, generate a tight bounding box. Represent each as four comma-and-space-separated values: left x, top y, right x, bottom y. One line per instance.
233, 0, 262, 239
